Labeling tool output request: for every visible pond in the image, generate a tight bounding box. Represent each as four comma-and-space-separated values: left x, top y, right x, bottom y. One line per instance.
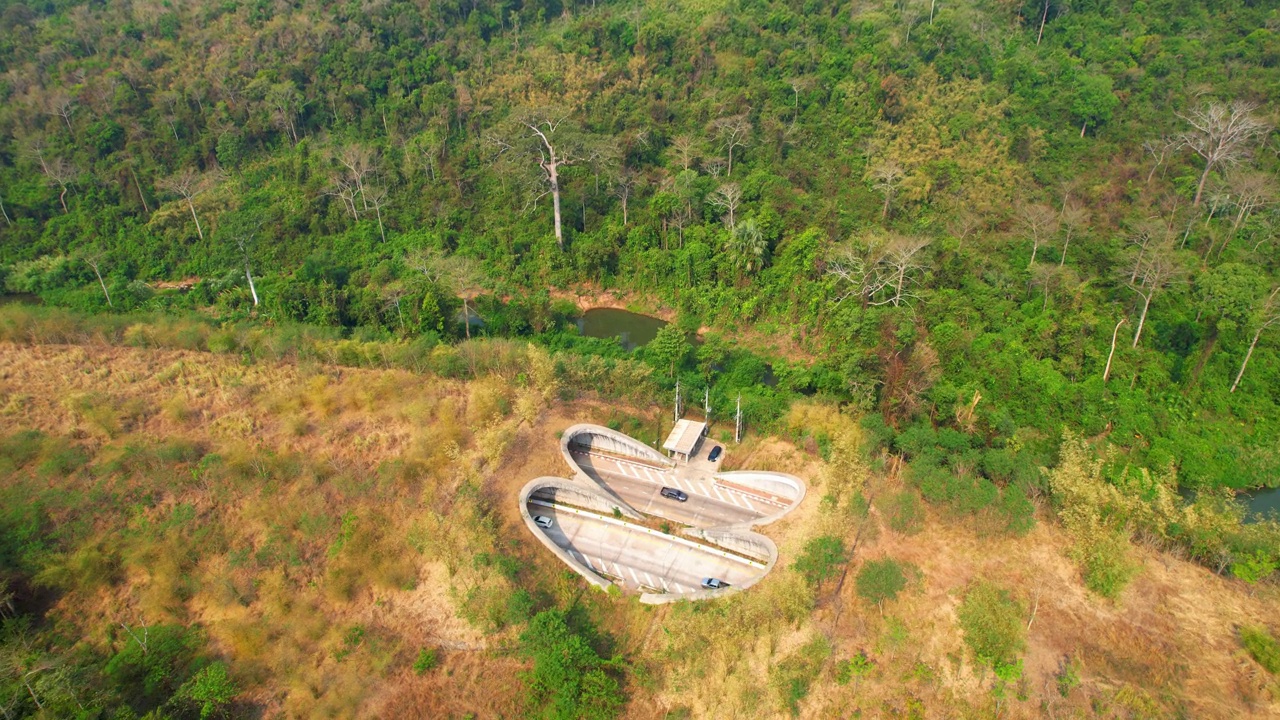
1242, 486, 1280, 523
575, 308, 669, 351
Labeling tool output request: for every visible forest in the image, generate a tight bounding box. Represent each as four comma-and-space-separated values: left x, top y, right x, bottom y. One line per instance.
1, 0, 1279, 716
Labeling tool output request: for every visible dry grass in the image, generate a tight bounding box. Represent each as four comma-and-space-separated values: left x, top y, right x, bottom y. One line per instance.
1, 341, 1277, 719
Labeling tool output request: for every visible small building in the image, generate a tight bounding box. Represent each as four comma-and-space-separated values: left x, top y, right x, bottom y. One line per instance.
663, 419, 707, 464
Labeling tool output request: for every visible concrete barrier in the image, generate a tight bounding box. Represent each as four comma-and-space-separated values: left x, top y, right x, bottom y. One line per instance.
560, 423, 675, 469
518, 477, 614, 592
714, 470, 807, 526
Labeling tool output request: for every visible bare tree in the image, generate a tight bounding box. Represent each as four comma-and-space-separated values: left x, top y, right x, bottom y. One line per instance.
1221, 170, 1274, 256
1030, 262, 1075, 310
44, 91, 76, 134
336, 144, 377, 211
707, 182, 743, 230
1058, 202, 1089, 267
668, 134, 699, 171
1016, 203, 1058, 268
158, 168, 217, 240
869, 160, 905, 221
1125, 216, 1173, 284
490, 110, 603, 248
408, 248, 485, 339
265, 81, 303, 145
325, 176, 360, 219
42, 158, 78, 214
1126, 244, 1183, 348
1231, 287, 1280, 392
1143, 136, 1178, 183
0, 189, 11, 227
80, 247, 112, 308
709, 114, 751, 177
1103, 317, 1128, 383
827, 234, 932, 307
366, 185, 389, 242
612, 167, 637, 225
221, 217, 263, 307
1179, 100, 1271, 206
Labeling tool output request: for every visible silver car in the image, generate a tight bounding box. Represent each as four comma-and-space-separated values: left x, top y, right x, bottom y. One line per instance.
533, 515, 554, 529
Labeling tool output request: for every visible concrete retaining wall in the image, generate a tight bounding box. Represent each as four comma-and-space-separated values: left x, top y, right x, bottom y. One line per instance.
561, 423, 675, 468
518, 477, 614, 592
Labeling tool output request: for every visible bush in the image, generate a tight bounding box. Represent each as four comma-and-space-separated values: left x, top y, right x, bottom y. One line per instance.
855, 558, 909, 607
833, 651, 873, 686
519, 609, 624, 720
413, 648, 440, 675
770, 636, 830, 716
1240, 626, 1280, 674
956, 581, 1025, 668
882, 490, 924, 534
792, 535, 846, 588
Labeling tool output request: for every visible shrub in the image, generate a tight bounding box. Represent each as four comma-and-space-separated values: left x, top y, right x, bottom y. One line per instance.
770, 636, 830, 716
1240, 626, 1280, 674
792, 535, 846, 588
956, 581, 1025, 668
833, 651, 873, 686
413, 648, 440, 675
855, 558, 909, 607
882, 490, 924, 534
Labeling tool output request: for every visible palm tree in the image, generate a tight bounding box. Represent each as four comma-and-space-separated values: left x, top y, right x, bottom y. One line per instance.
724, 218, 767, 281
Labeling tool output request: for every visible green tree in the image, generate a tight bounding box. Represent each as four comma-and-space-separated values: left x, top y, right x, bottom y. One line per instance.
855, 558, 908, 609
1071, 73, 1118, 137
519, 610, 623, 720
956, 581, 1025, 668
646, 324, 689, 379
793, 535, 846, 589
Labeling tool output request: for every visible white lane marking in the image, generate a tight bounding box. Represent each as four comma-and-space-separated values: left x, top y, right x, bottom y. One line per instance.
581, 556, 594, 570
674, 583, 688, 594
643, 571, 656, 588
693, 481, 711, 497
627, 567, 640, 584
659, 578, 670, 592
711, 484, 728, 502
724, 491, 744, 508
740, 494, 756, 512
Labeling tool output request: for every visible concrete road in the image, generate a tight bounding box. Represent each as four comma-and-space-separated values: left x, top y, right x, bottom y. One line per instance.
527, 501, 764, 594
571, 451, 776, 528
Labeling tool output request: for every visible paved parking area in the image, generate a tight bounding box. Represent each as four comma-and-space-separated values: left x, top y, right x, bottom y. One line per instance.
527, 500, 766, 594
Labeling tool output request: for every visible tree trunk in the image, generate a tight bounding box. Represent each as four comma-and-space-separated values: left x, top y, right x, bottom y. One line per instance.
129, 166, 150, 213
550, 165, 564, 247
1028, 242, 1038, 268
462, 296, 471, 340
374, 203, 386, 243
1080, 120, 1087, 138
92, 264, 112, 307
1103, 318, 1126, 383
1059, 233, 1070, 267
1230, 327, 1263, 393
246, 266, 259, 306
727, 146, 733, 177
186, 198, 204, 240
881, 193, 891, 220
622, 196, 628, 225
1132, 295, 1151, 348
1036, 0, 1049, 45
1193, 161, 1213, 206
0, 193, 11, 226
59, 186, 68, 213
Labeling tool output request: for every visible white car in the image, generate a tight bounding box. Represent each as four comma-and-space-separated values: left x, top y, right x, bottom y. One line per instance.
533, 515, 554, 529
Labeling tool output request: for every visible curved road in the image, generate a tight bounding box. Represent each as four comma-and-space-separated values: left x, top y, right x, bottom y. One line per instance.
527, 500, 764, 594
571, 451, 783, 528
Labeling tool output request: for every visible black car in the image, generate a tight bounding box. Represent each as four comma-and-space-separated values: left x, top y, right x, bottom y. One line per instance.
659, 486, 689, 502
708, 446, 723, 462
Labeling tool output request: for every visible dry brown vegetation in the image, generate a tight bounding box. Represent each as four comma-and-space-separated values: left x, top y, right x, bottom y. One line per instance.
1, 343, 1277, 718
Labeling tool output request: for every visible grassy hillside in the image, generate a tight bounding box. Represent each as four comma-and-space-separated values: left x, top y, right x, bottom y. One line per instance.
0, 323, 1277, 718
